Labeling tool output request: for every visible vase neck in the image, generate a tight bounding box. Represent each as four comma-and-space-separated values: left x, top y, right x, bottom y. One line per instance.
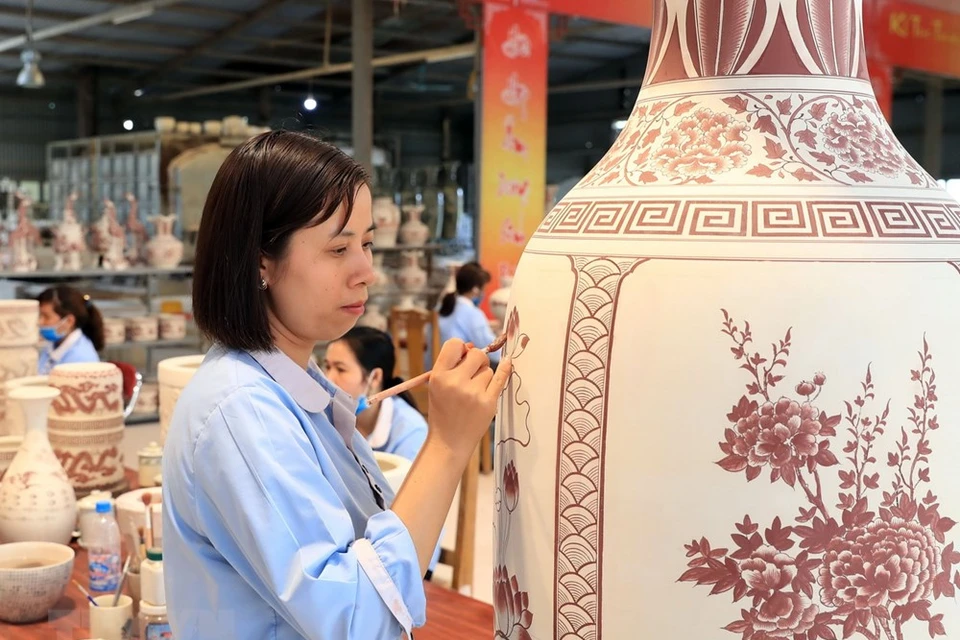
642, 0, 870, 88
18, 397, 53, 436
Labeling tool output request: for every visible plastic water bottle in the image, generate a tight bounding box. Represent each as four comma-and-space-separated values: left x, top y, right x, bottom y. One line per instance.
87, 500, 121, 593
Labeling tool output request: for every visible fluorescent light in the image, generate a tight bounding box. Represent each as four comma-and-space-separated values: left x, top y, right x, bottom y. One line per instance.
303, 95, 317, 111
123, 119, 134, 131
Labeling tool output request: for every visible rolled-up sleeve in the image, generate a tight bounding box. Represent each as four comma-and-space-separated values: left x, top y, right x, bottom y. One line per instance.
191, 386, 426, 640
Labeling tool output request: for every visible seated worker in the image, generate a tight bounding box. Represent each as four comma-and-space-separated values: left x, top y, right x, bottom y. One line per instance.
37, 285, 104, 375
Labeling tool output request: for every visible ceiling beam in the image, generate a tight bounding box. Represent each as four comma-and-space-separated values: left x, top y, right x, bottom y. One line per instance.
155, 42, 477, 101
0, 0, 188, 54
146, 0, 292, 77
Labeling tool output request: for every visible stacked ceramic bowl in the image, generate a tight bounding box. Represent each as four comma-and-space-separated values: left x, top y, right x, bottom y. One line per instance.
46, 363, 126, 497
158, 354, 204, 445
0, 300, 39, 431
102, 317, 126, 345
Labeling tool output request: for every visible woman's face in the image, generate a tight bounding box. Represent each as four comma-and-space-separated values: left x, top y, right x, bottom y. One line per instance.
39, 303, 71, 330
261, 186, 376, 346
323, 340, 370, 398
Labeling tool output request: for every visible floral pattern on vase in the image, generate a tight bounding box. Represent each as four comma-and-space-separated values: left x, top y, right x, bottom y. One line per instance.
679, 312, 956, 640
146, 214, 184, 269
9, 194, 39, 273
125, 193, 148, 266
0, 386, 77, 545
494, 307, 533, 640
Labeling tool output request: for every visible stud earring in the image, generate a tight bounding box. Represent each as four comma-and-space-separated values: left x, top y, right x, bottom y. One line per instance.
259, 278, 268, 291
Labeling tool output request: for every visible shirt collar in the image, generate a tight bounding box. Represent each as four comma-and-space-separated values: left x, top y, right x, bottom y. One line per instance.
366, 396, 395, 449
49, 329, 82, 364
248, 349, 333, 413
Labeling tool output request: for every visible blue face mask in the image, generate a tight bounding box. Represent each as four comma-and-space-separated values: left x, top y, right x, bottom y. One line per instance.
39, 319, 66, 343
472, 295, 483, 306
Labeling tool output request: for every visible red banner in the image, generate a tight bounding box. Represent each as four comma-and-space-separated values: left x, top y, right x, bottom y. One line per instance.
478, 2, 548, 317
865, 0, 960, 79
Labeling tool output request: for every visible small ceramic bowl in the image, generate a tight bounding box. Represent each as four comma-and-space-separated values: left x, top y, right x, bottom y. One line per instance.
0, 541, 75, 623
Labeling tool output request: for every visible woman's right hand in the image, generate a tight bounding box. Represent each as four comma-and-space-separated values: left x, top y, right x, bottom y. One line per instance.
427, 338, 512, 461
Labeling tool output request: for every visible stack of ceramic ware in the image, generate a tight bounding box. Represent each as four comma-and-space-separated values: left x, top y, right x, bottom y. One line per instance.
102, 317, 126, 345
126, 316, 158, 342
158, 313, 186, 340
158, 354, 204, 445
0, 301, 39, 433
46, 363, 126, 496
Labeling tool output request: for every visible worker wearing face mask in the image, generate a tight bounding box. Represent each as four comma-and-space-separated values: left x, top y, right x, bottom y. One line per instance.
437, 263, 501, 366
37, 285, 104, 375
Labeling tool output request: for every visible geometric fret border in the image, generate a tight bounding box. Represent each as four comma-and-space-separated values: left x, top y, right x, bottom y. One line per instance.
536, 198, 960, 240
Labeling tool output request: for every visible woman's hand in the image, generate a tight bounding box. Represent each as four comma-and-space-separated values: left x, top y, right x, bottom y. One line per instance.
427, 338, 512, 462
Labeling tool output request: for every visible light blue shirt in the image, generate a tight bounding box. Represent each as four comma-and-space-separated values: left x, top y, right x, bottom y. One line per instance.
367, 396, 428, 462
437, 296, 501, 365
161, 346, 426, 640
38, 329, 100, 375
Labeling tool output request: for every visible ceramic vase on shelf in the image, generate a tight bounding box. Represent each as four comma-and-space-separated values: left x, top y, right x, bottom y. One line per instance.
0, 300, 39, 432
399, 204, 430, 247
9, 193, 39, 273
395, 251, 428, 310
47, 363, 127, 497
0, 385, 77, 544
53, 192, 86, 272
125, 193, 148, 266
370, 253, 391, 296
146, 214, 184, 269
93, 199, 129, 271
372, 197, 401, 248
495, 1, 960, 639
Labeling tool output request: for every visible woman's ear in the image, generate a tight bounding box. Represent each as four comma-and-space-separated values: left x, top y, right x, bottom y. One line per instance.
63, 313, 77, 332
368, 367, 384, 394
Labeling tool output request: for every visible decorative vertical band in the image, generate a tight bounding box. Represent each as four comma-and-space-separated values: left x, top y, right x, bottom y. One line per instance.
554, 256, 647, 639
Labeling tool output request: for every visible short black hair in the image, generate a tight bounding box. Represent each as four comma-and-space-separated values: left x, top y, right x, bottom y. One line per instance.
335, 326, 418, 411
192, 130, 369, 352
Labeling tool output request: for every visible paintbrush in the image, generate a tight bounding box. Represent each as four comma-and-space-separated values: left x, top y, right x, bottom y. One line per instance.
358, 332, 508, 412
141, 493, 153, 550
112, 555, 132, 607
73, 579, 98, 606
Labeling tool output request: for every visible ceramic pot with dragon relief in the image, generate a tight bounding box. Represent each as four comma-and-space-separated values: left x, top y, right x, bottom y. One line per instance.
495, 1, 960, 639
46, 363, 126, 496
0, 386, 77, 544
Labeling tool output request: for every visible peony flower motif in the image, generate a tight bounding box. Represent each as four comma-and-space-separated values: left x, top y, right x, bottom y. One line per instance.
494, 566, 533, 640
503, 460, 519, 513
795, 381, 816, 396
821, 111, 903, 178
750, 400, 822, 466
503, 307, 528, 359
813, 372, 826, 386
750, 591, 818, 638
819, 517, 940, 609
738, 546, 797, 595
652, 108, 750, 181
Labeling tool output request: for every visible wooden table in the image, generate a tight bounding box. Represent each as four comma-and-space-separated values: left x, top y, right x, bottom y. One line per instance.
2, 471, 494, 639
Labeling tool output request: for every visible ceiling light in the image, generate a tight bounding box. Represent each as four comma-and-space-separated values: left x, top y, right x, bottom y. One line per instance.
123, 119, 134, 131
612, 119, 628, 131
303, 95, 317, 111
134, 88, 144, 97
16, 48, 43, 88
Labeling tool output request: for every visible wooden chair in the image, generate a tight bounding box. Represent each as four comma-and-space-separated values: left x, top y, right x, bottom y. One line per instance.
387, 307, 479, 592
388, 307, 440, 417
438, 443, 480, 593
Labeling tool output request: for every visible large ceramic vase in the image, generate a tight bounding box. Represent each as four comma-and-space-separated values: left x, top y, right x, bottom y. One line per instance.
47, 363, 127, 497
496, 2, 960, 639
0, 386, 77, 544
158, 354, 204, 446
0, 300, 39, 431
